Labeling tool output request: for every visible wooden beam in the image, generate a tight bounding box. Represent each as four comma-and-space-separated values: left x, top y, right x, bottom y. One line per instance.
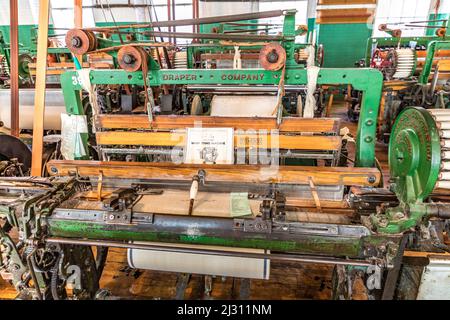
437, 60, 450, 72
46, 160, 381, 187
95, 131, 342, 151
9, 0, 19, 137
316, 8, 375, 24
96, 115, 340, 133
74, 0, 83, 28
31, 0, 50, 177
286, 198, 349, 209
416, 50, 450, 58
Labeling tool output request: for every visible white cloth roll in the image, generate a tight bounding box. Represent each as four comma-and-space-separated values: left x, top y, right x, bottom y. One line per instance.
210, 95, 278, 117
128, 242, 270, 280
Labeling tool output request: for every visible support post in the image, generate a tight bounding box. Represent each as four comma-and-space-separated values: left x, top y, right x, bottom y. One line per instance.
31, 0, 50, 176
9, 0, 19, 137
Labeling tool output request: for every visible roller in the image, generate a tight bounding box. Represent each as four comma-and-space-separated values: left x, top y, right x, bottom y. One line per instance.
373, 48, 416, 80
210, 95, 278, 117
439, 172, 450, 180
0, 89, 64, 130
435, 110, 450, 188
441, 161, 450, 171
389, 108, 450, 197
437, 122, 450, 130
433, 115, 450, 122
128, 242, 270, 280
174, 51, 188, 69
436, 181, 450, 189
429, 109, 450, 114
391, 48, 416, 79
441, 140, 450, 149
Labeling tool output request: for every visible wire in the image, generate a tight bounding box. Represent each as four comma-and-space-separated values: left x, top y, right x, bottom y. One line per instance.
98, 0, 109, 26
100, 0, 124, 44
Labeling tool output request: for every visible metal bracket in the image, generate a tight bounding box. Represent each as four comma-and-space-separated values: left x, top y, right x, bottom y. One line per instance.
102, 210, 132, 225
234, 217, 272, 233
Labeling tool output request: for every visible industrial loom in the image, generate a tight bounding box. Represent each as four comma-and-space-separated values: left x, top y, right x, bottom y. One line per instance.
361, 20, 450, 142
0, 10, 448, 300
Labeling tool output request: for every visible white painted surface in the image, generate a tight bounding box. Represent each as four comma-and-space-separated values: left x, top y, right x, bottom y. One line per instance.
417, 257, 450, 300
128, 242, 270, 279
0, 89, 65, 130
199, 0, 259, 18
211, 95, 278, 117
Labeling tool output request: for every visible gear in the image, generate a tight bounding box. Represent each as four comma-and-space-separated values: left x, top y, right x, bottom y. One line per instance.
389, 107, 443, 203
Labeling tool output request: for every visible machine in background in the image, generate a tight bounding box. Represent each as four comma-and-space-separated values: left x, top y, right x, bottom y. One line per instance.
351, 21, 450, 142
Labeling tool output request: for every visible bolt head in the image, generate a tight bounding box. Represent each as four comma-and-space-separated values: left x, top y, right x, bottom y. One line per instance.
71, 36, 82, 48
123, 54, 135, 64
267, 50, 279, 63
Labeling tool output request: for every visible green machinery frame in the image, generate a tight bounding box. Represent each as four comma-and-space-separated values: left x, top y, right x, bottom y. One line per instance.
61, 10, 382, 167
418, 40, 450, 84
0, 26, 71, 78
365, 36, 450, 85
364, 18, 449, 68
364, 34, 448, 65
61, 67, 383, 168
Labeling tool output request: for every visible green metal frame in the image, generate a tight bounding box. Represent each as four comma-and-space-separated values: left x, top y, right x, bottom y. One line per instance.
365, 36, 450, 86
46, 216, 400, 260
419, 40, 450, 84
371, 107, 442, 234
364, 35, 448, 67
61, 67, 383, 168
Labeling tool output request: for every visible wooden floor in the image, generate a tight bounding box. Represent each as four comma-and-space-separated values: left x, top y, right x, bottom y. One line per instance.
0, 101, 389, 300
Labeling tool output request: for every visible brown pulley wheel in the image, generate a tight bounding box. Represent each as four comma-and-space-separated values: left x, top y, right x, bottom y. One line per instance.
86, 30, 98, 52
126, 33, 136, 41
259, 43, 286, 71
378, 24, 388, 31
436, 28, 447, 37
118, 46, 148, 72
66, 29, 95, 55
391, 29, 402, 38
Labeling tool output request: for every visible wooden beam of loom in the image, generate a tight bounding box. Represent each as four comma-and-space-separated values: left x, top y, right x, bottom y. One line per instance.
316, 9, 375, 24
95, 131, 342, 151
96, 115, 340, 133
30, 0, 50, 176
46, 160, 381, 187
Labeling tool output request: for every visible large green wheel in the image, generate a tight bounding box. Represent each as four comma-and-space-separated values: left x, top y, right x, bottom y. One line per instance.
389, 107, 441, 203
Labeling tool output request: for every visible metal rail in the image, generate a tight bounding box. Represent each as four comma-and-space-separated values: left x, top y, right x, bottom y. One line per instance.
46, 237, 373, 267
82, 10, 288, 31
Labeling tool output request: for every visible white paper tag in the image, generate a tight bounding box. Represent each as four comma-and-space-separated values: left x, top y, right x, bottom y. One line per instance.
60, 113, 88, 160
184, 128, 234, 164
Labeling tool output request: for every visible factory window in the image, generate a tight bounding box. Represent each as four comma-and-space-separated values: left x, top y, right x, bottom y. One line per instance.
373, 0, 432, 37
40, 0, 309, 45
260, 0, 308, 42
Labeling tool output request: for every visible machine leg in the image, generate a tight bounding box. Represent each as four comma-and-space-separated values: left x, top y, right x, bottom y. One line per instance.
174, 273, 191, 300
204, 275, 213, 298
239, 278, 251, 300
381, 236, 408, 300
